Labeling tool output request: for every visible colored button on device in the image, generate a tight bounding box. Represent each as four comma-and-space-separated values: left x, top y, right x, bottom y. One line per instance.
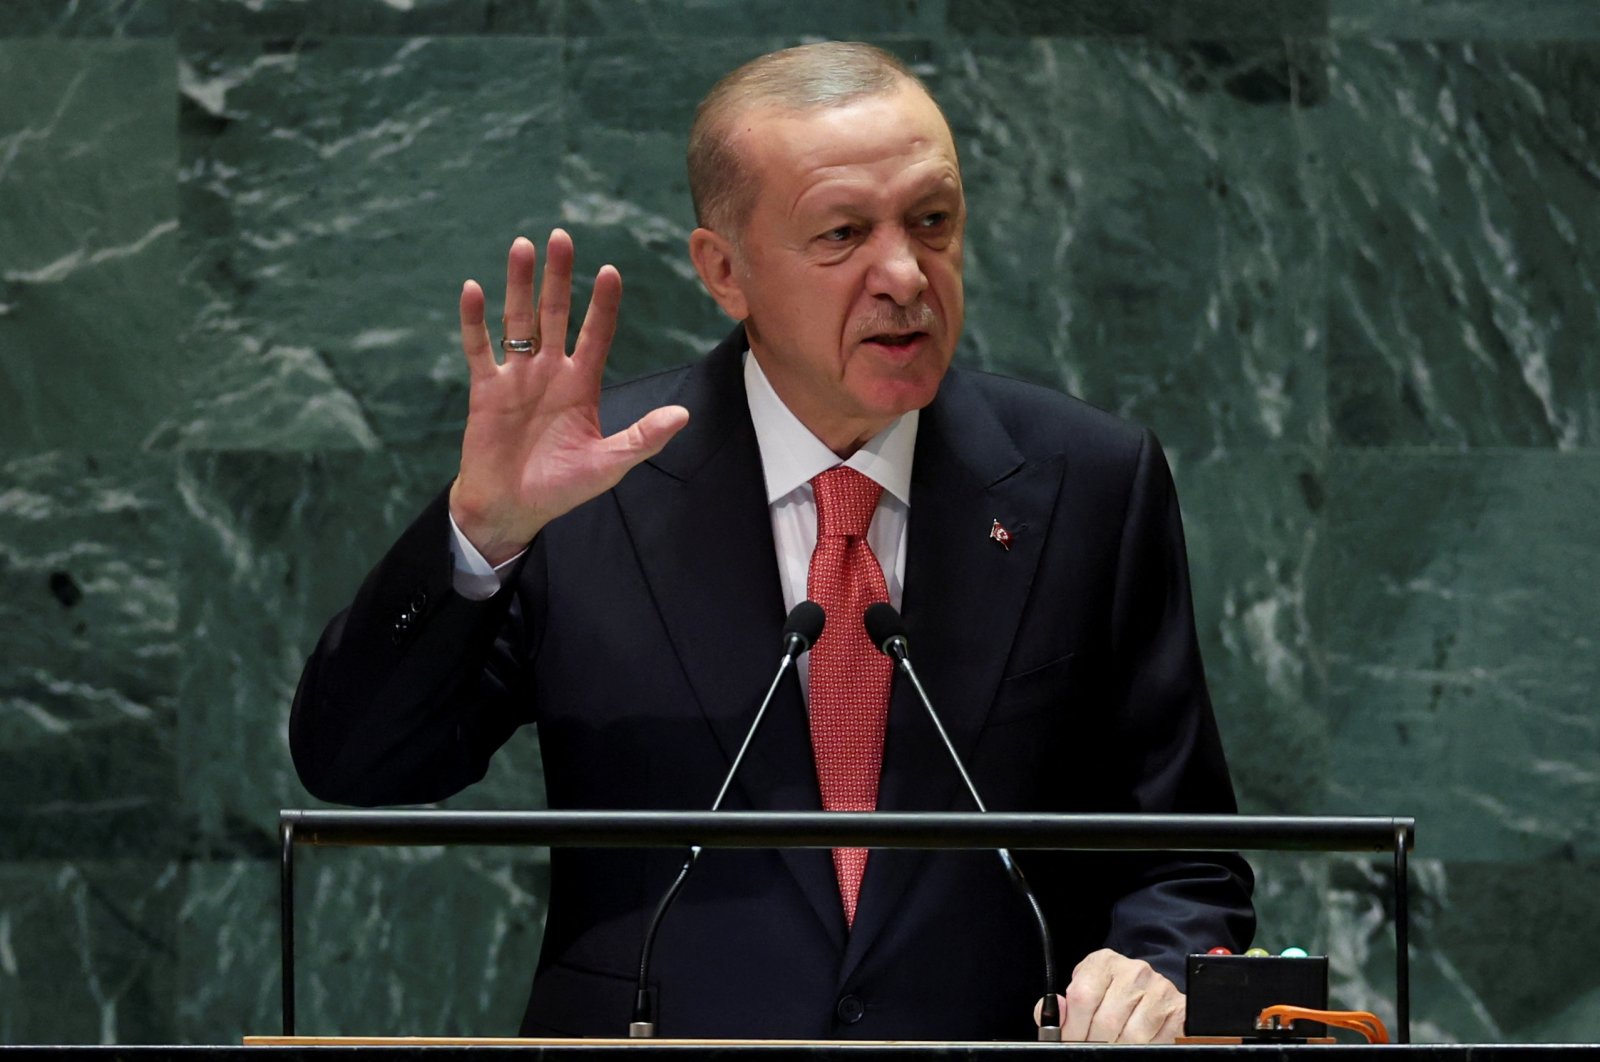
1207, 947, 1233, 955
1244, 947, 1271, 957
1280, 946, 1310, 958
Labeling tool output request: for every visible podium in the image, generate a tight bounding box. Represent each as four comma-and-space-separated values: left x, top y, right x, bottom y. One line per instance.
274, 810, 1415, 1044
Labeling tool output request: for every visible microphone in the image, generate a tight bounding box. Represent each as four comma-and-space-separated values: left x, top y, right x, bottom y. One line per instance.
630, 600, 825, 1038
863, 602, 1064, 1042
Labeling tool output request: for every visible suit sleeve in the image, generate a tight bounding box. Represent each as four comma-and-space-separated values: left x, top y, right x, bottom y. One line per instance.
1097, 429, 1256, 981
288, 487, 542, 806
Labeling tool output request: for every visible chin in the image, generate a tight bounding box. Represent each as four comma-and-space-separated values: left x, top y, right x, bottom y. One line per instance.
859, 376, 944, 418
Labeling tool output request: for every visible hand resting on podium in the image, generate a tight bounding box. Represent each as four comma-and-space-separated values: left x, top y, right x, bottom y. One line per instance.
1034, 948, 1185, 1043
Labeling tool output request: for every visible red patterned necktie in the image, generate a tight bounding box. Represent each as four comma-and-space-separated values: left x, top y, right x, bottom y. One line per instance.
806, 466, 893, 927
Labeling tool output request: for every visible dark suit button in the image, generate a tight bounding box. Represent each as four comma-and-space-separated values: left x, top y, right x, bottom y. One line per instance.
408, 590, 428, 616
836, 994, 864, 1024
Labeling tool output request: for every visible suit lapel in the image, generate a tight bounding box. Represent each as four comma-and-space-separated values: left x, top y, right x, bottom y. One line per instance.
841, 369, 1066, 983
609, 330, 846, 949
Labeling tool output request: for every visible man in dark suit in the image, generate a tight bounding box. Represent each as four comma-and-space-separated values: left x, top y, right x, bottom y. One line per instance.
291, 41, 1253, 1042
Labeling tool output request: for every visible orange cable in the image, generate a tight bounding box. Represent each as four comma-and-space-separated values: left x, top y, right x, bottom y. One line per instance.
1257, 1004, 1391, 1044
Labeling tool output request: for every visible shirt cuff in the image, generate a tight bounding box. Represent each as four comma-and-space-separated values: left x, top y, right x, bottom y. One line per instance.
448, 512, 525, 601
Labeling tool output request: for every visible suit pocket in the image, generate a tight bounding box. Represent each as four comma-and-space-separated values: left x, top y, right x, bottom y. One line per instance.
986, 652, 1075, 728
520, 960, 642, 1037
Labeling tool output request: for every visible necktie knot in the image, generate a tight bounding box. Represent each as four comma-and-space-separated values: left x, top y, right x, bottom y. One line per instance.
812, 466, 883, 540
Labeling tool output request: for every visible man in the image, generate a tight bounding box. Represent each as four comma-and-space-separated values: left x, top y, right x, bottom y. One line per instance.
291, 42, 1253, 1042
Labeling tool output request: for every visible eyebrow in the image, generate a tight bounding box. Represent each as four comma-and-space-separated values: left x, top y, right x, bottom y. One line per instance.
797, 172, 963, 220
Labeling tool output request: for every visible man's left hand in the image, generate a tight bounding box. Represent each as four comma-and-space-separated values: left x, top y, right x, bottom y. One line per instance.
1037, 948, 1186, 1043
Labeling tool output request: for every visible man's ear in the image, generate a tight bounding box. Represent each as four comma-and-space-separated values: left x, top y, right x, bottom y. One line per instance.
689, 227, 749, 322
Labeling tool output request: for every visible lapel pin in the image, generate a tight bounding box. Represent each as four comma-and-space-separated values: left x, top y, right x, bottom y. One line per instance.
989, 518, 1012, 551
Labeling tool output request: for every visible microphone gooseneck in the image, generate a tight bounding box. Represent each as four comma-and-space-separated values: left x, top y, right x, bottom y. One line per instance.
862, 602, 1063, 1042
630, 601, 825, 1038
714, 600, 823, 812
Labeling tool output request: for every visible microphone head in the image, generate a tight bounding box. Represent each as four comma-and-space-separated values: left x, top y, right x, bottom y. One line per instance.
863, 602, 908, 655
783, 600, 826, 652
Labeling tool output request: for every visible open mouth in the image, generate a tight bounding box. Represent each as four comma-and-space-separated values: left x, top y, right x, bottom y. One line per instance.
864, 331, 927, 348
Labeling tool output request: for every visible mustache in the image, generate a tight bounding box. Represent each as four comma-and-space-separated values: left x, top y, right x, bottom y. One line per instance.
852, 303, 938, 341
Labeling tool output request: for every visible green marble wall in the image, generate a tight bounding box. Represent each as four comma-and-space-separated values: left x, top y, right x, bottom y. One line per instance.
2, 0, 1596, 1045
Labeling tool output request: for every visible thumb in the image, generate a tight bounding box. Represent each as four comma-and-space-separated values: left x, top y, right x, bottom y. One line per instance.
631, 404, 691, 456
598, 404, 690, 474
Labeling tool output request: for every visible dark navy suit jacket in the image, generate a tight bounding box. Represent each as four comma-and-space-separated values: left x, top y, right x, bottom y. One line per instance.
290, 325, 1255, 1040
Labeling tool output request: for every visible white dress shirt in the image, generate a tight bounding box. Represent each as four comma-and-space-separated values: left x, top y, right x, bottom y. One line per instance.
742, 353, 915, 689
448, 353, 918, 694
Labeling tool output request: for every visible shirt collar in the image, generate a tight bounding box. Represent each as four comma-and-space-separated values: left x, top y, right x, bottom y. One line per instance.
743, 351, 918, 506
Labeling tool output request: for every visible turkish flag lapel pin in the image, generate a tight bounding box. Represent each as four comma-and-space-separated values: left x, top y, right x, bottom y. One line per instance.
989, 518, 1012, 551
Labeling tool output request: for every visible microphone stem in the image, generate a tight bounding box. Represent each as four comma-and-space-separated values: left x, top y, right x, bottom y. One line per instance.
892, 650, 1061, 1039
711, 649, 795, 812
634, 843, 700, 1035
633, 641, 805, 1036
893, 652, 986, 812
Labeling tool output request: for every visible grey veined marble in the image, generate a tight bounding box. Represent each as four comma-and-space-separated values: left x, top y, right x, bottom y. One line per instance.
1321, 42, 1600, 449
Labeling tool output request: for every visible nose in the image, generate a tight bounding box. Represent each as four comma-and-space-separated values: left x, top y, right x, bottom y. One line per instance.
864, 228, 928, 307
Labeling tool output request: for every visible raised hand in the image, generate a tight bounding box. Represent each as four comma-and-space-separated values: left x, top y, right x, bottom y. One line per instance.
448, 231, 690, 565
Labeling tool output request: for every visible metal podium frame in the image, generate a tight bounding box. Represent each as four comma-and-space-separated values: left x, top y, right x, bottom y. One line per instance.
277, 811, 1416, 1042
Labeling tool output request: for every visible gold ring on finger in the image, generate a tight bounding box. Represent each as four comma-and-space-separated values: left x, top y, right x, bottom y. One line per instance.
500, 337, 536, 354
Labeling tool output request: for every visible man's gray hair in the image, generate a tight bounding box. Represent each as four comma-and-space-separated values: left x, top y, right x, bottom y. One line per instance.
687, 41, 933, 237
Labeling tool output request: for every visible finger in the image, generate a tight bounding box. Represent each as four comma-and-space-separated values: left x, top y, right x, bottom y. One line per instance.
572, 263, 622, 373
1104, 989, 1171, 1044
1084, 978, 1139, 1043
1153, 1003, 1187, 1044
538, 228, 575, 353
1061, 965, 1110, 1042
1113, 989, 1183, 1044
459, 279, 495, 381
502, 236, 538, 344
1061, 1003, 1095, 1041
1084, 958, 1174, 1043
